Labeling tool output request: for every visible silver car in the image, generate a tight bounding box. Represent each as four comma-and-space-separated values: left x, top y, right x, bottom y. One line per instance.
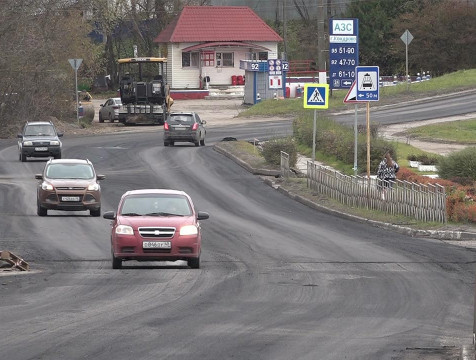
164, 112, 206, 147
98, 97, 122, 123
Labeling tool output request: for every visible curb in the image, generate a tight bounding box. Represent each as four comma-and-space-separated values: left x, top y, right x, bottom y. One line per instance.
263, 177, 476, 241
213, 143, 476, 241
214, 143, 281, 176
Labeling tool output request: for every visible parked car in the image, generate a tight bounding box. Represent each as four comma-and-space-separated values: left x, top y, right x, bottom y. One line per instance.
35, 158, 105, 217
164, 112, 206, 146
17, 121, 63, 162
98, 97, 122, 123
103, 189, 209, 269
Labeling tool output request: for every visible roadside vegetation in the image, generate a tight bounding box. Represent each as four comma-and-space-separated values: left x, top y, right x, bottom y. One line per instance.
235, 69, 476, 225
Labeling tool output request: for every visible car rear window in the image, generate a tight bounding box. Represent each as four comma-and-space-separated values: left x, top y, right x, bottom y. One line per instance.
168, 115, 194, 125
114, 99, 122, 105
46, 164, 94, 179
120, 194, 192, 216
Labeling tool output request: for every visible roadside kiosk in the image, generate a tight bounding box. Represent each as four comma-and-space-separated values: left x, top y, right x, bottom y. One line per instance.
240, 59, 289, 104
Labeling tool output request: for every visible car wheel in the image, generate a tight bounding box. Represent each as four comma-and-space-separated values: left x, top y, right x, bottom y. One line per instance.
112, 254, 122, 269
21, 152, 27, 162
194, 140, 200, 147
90, 208, 101, 217
188, 256, 200, 269
37, 202, 47, 216
54, 152, 61, 159
99, 112, 104, 123
170, 141, 174, 146
200, 138, 205, 146
164, 141, 169, 146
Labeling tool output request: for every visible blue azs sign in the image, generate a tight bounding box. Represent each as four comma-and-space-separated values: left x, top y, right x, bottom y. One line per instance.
329, 18, 359, 90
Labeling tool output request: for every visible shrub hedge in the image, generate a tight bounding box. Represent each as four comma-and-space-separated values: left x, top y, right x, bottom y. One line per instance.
262, 137, 297, 167
438, 146, 476, 181
293, 113, 398, 174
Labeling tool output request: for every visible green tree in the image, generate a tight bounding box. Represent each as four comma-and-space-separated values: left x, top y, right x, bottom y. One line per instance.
390, 0, 476, 76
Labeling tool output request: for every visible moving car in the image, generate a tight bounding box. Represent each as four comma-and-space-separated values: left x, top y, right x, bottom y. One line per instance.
164, 111, 206, 146
98, 97, 122, 123
103, 189, 209, 269
35, 159, 105, 217
17, 121, 63, 162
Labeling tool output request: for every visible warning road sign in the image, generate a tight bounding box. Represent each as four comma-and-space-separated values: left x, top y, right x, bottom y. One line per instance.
303, 84, 329, 109
343, 81, 358, 103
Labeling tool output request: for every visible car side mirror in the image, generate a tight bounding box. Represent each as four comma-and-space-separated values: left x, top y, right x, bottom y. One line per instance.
100, 104, 104, 107
35, 174, 43, 180
96, 174, 106, 180
197, 211, 209, 220
103, 211, 116, 220
57, 133, 63, 137
17, 134, 23, 138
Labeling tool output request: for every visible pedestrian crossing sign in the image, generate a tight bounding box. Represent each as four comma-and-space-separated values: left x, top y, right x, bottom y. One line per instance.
303, 84, 329, 109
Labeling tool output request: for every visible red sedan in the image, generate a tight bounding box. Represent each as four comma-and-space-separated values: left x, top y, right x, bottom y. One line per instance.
103, 189, 209, 269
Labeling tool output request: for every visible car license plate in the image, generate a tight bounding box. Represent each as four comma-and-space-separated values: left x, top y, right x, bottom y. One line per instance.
143, 241, 171, 249
61, 196, 80, 202
174, 127, 187, 130
35, 147, 48, 151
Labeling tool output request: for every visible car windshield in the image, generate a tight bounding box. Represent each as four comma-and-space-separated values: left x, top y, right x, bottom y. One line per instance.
120, 194, 192, 216
25, 125, 56, 136
46, 163, 95, 179
168, 115, 194, 125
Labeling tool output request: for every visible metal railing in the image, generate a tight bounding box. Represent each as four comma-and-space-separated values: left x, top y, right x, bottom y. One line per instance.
280, 151, 290, 179
306, 162, 447, 223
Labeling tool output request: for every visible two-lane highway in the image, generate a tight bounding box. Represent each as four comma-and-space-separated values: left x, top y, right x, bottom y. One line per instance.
1, 122, 475, 359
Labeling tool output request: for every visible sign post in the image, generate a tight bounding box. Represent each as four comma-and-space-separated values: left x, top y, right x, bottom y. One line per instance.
68, 58, 83, 124
400, 29, 413, 90
355, 66, 380, 179
303, 84, 329, 163
343, 81, 359, 174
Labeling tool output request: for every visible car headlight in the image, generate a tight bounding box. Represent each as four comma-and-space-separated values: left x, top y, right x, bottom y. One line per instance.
88, 183, 100, 191
41, 182, 54, 191
50, 140, 60, 146
23, 141, 33, 146
180, 225, 198, 236
116, 225, 133, 235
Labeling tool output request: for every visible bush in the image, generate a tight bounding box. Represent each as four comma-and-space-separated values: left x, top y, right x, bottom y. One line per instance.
293, 114, 398, 174
80, 103, 95, 125
438, 147, 476, 180
262, 137, 297, 167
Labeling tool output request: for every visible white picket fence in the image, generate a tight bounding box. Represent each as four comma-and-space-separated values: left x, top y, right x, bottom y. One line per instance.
279, 152, 447, 223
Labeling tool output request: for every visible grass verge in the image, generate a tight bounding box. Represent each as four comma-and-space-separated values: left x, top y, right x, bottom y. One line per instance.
220, 140, 451, 231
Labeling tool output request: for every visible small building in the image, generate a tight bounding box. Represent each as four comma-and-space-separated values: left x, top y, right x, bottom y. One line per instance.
153, 6, 282, 98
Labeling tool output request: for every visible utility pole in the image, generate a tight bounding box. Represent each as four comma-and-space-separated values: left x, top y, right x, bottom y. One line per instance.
317, 0, 327, 84
283, 0, 287, 59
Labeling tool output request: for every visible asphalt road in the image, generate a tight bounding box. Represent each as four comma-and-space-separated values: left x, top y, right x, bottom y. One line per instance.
332, 89, 476, 126
1, 123, 476, 360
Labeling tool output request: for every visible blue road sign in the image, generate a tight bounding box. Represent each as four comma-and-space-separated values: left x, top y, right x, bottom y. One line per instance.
329, 18, 359, 90
303, 84, 329, 109
356, 66, 379, 101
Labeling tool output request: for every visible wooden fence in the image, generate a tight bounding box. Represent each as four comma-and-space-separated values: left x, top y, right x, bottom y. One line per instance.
306, 162, 447, 223
278, 152, 447, 223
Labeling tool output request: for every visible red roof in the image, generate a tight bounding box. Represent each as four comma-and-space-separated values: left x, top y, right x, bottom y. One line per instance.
154, 6, 283, 43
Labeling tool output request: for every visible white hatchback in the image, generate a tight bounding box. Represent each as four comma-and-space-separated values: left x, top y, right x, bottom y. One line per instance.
99, 97, 122, 123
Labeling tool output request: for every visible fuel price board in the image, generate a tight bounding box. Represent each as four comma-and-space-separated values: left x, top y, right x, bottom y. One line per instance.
329, 18, 359, 90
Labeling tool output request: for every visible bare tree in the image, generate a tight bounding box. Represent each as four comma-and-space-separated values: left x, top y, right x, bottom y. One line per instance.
0, 0, 99, 137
